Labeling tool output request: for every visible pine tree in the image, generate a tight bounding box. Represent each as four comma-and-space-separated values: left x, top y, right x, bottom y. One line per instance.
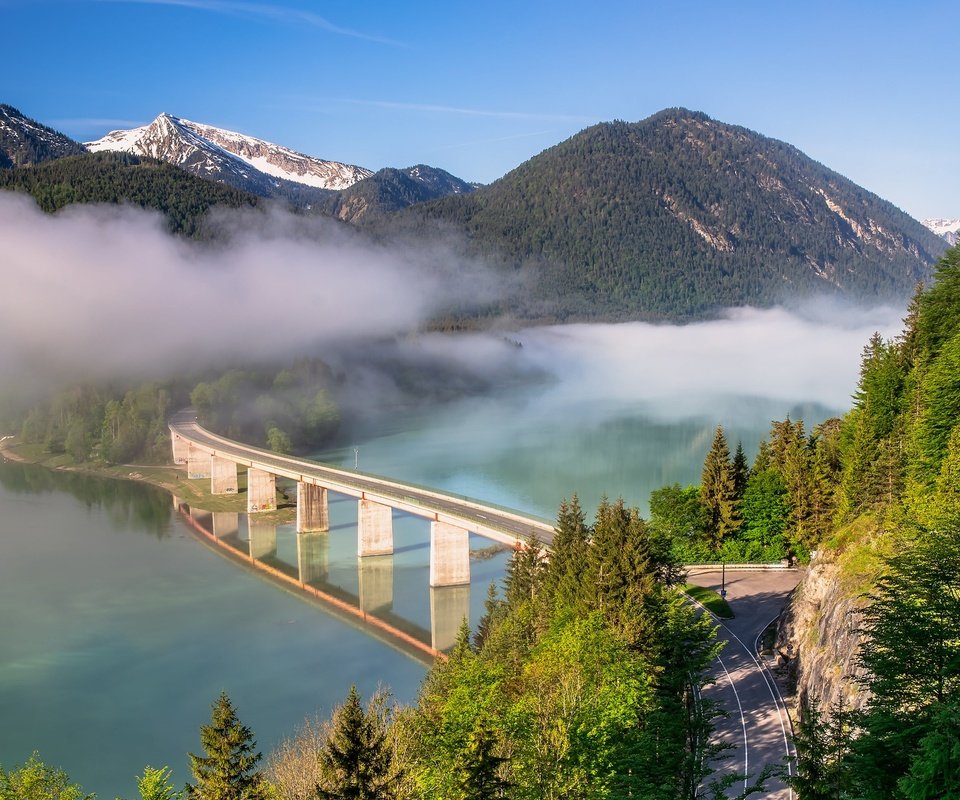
732, 441, 749, 499
699, 426, 742, 551
474, 582, 503, 651
503, 536, 546, 607
186, 692, 268, 800
542, 494, 590, 610
316, 686, 396, 800
456, 722, 511, 800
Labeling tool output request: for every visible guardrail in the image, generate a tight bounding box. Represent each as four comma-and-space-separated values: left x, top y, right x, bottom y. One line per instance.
684, 563, 798, 572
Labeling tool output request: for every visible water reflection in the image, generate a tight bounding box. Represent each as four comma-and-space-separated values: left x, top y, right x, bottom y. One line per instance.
182, 508, 475, 659
0, 461, 171, 537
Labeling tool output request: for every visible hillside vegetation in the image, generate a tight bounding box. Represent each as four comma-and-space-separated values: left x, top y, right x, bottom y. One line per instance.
394, 109, 945, 320
0, 151, 260, 236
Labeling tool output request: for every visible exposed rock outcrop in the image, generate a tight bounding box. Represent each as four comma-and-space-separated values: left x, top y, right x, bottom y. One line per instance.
776, 554, 870, 714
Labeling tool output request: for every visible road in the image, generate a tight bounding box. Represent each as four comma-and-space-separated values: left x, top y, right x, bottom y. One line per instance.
688, 569, 801, 799
169, 410, 555, 548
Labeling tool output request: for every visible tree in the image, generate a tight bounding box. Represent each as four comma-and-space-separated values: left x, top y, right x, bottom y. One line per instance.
316, 686, 397, 800
456, 722, 511, 800
187, 692, 269, 800
541, 495, 590, 610
740, 469, 788, 559
787, 699, 853, 800
700, 426, 742, 551
851, 518, 960, 798
0, 754, 93, 800
136, 766, 181, 800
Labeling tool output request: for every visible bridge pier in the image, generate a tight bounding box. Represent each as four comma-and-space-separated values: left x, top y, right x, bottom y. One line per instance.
247, 468, 276, 513
430, 585, 471, 651
297, 483, 329, 532
359, 554, 394, 613
297, 532, 328, 584
358, 499, 393, 556
211, 456, 238, 495
172, 433, 189, 465
187, 443, 212, 479
212, 512, 239, 539
249, 520, 277, 560
430, 521, 470, 587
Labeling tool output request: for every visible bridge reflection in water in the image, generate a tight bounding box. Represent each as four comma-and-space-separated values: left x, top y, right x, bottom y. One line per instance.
176, 493, 498, 665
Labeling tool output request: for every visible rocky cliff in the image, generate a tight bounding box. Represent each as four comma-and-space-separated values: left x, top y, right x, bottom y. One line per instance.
776, 553, 870, 714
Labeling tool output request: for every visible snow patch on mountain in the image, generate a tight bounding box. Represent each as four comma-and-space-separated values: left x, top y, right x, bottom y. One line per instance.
86, 113, 371, 192
922, 217, 960, 246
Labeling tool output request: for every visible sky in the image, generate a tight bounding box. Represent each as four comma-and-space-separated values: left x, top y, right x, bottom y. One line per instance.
1, 0, 958, 220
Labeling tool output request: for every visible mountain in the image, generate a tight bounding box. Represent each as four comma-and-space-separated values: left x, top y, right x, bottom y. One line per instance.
0, 104, 86, 168
0, 151, 259, 237
396, 108, 947, 320
318, 164, 475, 224
86, 113, 372, 205
922, 217, 960, 245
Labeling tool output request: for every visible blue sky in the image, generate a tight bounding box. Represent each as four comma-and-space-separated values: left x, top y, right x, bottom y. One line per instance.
2, 0, 958, 219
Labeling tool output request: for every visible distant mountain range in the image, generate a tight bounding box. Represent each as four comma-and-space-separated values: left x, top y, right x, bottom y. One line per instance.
922, 217, 960, 245
0, 103, 950, 320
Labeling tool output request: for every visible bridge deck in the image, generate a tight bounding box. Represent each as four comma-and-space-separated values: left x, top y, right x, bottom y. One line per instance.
169, 410, 555, 548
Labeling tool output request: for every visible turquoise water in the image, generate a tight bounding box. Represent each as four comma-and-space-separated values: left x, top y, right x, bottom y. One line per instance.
0, 384, 836, 798
0, 464, 443, 799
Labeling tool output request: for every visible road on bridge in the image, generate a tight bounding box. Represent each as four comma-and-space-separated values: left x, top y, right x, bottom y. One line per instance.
688, 569, 801, 799
170, 410, 555, 548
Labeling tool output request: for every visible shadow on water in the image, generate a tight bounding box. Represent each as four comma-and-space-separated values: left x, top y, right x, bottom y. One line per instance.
0, 461, 172, 537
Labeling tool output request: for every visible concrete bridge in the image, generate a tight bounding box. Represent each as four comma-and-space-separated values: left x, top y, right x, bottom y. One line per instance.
169, 409, 554, 590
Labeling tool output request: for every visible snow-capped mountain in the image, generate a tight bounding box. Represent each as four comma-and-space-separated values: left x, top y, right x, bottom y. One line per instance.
922, 218, 960, 246
86, 113, 372, 200
0, 104, 85, 167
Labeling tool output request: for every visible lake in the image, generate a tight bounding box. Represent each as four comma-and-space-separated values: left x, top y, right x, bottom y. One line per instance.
0, 311, 897, 797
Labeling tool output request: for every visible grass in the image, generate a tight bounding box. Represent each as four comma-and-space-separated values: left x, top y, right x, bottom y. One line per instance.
683, 583, 735, 619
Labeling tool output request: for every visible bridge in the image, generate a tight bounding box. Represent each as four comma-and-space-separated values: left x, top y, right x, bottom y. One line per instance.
169, 409, 555, 589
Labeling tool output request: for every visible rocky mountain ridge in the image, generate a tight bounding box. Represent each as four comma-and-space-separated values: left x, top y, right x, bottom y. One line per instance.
86, 113, 371, 204
922, 217, 960, 245
0, 104, 85, 167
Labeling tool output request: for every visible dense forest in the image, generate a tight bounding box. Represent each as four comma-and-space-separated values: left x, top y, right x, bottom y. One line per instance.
7, 359, 341, 465
388, 109, 945, 320
0, 151, 260, 237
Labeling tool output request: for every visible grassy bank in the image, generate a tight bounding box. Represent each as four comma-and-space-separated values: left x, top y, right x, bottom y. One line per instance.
683, 583, 735, 619
0, 438, 297, 523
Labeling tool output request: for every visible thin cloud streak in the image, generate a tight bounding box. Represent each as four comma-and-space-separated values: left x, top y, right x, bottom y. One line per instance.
438, 129, 557, 150
94, 0, 406, 46
49, 117, 145, 132
333, 98, 591, 123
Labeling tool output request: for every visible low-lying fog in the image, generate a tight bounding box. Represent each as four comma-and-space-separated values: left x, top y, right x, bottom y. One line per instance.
1, 193, 906, 515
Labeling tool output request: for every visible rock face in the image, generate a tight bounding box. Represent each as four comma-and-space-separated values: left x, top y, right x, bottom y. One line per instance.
0, 104, 85, 167
776, 555, 870, 713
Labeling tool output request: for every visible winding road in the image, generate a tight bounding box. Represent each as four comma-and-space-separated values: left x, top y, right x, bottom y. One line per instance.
688, 568, 801, 799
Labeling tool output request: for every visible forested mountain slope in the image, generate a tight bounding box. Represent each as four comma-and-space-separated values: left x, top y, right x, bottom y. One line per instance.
0, 104, 85, 168
0, 151, 260, 236
395, 108, 946, 319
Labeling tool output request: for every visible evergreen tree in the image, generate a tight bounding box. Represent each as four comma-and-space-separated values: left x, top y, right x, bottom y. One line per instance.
732, 441, 749, 499
456, 722, 511, 800
542, 494, 590, 609
699, 426, 742, 551
503, 536, 546, 607
787, 699, 853, 800
316, 686, 396, 800
473, 582, 503, 651
186, 692, 268, 800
